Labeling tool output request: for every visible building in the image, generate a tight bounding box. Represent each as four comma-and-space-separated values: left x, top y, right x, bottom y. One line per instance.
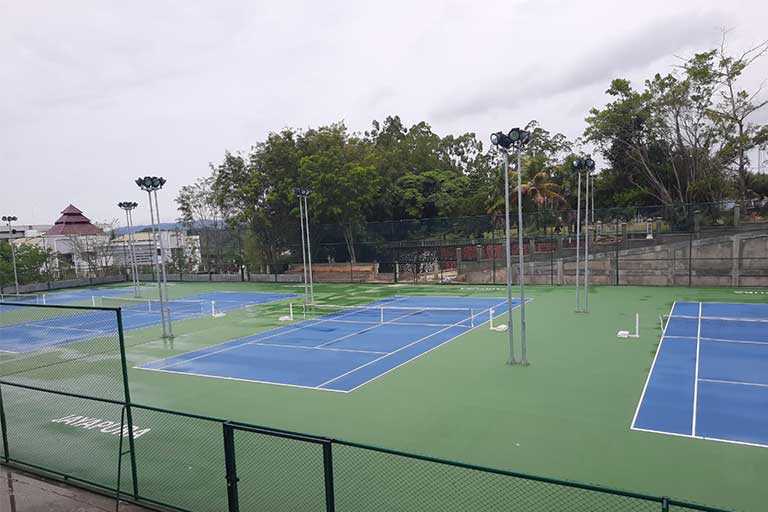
111, 229, 201, 272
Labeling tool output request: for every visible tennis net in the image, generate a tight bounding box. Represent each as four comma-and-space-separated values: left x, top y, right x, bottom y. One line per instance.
292, 302, 498, 328
93, 296, 219, 317
0, 292, 47, 305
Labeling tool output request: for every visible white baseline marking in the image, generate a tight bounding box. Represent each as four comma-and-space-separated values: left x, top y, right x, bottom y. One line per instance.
698, 378, 768, 389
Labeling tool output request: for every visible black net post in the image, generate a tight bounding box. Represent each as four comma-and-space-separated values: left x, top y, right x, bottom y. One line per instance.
223, 422, 240, 512
323, 441, 336, 512
116, 309, 140, 499
0, 382, 9, 462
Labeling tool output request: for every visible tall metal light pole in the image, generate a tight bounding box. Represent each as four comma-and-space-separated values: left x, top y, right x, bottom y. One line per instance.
573, 157, 595, 313
2, 216, 19, 295
573, 159, 583, 312
136, 176, 173, 339
491, 128, 531, 366
296, 189, 314, 304
296, 189, 310, 309
583, 157, 596, 313
118, 202, 141, 297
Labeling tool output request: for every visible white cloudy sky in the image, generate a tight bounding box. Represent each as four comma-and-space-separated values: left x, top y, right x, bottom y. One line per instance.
1, 0, 766, 225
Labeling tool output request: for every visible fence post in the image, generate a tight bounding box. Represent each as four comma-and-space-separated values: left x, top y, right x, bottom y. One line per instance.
661, 497, 669, 512
116, 310, 140, 499
223, 423, 240, 512
323, 441, 336, 512
688, 231, 693, 288
615, 220, 620, 286
0, 382, 10, 462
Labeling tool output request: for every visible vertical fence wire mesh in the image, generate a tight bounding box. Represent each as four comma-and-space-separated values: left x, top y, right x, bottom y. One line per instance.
0, 304, 738, 512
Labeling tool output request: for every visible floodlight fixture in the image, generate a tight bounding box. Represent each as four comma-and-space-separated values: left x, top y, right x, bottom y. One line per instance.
2, 216, 17, 222
135, 176, 167, 192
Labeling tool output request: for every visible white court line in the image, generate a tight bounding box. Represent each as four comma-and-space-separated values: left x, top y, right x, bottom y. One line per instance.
630, 300, 676, 430
342, 300, 513, 393
692, 302, 702, 437
698, 378, 768, 389
26, 323, 105, 335
631, 425, 768, 449
141, 296, 408, 371
318, 300, 509, 390
250, 342, 386, 355
663, 335, 768, 346
137, 296, 520, 393
0, 349, 19, 354
139, 366, 348, 393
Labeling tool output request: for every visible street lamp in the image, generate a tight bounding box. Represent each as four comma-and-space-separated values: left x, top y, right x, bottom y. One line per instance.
491, 128, 531, 366
117, 202, 141, 298
2, 215, 19, 295
295, 188, 314, 306
135, 176, 172, 339
572, 156, 595, 313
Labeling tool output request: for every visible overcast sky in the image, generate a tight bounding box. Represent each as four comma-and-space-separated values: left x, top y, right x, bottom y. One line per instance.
1, 0, 766, 226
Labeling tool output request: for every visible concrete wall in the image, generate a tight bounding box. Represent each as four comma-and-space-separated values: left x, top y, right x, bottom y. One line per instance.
459, 230, 768, 287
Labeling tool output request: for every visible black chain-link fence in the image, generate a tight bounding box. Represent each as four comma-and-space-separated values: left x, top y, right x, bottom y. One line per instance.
0, 303, 736, 512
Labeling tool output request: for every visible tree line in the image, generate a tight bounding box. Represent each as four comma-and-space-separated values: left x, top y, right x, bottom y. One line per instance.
176, 37, 768, 269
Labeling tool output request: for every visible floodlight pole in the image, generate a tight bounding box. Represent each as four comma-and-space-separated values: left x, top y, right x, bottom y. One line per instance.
515, 147, 528, 365
301, 194, 315, 304
118, 203, 141, 298
583, 172, 590, 313
126, 207, 140, 297
152, 189, 173, 338
501, 150, 517, 365
3, 216, 20, 295
297, 194, 310, 309
145, 191, 170, 338
574, 171, 582, 312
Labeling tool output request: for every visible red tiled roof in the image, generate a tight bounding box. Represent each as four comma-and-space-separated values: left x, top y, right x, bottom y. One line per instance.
45, 204, 104, 236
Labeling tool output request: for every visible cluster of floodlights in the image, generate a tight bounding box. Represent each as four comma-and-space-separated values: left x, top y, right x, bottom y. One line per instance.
117, 201, 138, 211
572, 156, 596, 173
135, 176, 167, 192
490, 128, 531, 150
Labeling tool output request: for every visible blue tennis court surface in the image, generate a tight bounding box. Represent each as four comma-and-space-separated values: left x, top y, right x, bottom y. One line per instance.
0, 291, 296, 353
632, 301, 768, 448
140, 296, 514, 393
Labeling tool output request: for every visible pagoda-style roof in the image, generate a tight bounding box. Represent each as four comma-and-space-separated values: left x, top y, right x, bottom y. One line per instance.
45, 204, 104, 236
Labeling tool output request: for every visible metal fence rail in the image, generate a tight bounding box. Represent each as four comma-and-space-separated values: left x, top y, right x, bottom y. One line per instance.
0, 303, 735, 512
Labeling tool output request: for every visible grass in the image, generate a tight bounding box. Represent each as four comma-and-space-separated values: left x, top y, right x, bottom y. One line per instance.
3, 280, 767, 511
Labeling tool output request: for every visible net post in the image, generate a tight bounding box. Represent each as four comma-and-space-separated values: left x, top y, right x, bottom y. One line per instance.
470, 308, 474, 327
289, 303, 294, 321
211, 300, 216, 317
92, 296, 97, 307
636, 313, 640, 337
380, 306, 384, 324
489, 308, 494, 330
115, 309, 140, 499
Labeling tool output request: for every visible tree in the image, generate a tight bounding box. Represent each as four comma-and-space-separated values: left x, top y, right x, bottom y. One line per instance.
0, 241, 54, 287
176, 176, 227, 271
585, 35, 768, 207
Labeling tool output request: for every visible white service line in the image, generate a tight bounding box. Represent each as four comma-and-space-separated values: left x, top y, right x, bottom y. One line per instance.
698, 378, 768, 388
692, 302, 702, 437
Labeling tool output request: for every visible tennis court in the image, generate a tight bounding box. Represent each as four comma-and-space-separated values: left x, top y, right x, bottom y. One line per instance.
632, 301, 768, 448
0, 291, 296, 353
140, 295, 514, 392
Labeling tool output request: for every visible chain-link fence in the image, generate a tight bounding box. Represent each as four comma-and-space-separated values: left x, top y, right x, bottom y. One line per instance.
0, 303, 737, 512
